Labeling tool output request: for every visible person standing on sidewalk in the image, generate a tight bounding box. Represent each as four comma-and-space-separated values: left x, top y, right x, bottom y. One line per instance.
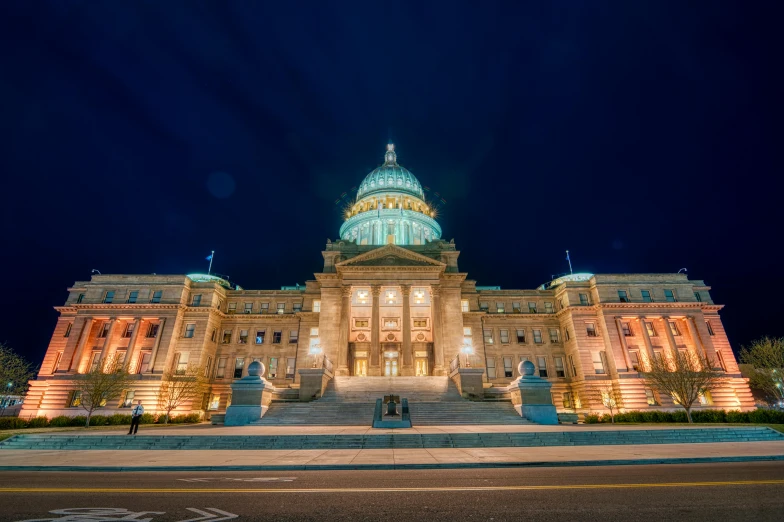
128, 401, 144, 435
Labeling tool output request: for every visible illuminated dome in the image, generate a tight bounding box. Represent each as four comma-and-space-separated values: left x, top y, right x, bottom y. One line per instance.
340, 144, 441, 246
538, 273, 594, 290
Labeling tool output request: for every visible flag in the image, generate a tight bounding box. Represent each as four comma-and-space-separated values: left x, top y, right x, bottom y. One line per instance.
206, 254, 213, 261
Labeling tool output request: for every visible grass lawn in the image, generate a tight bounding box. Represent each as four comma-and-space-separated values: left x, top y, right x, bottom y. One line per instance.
589, 422, 784, 434
0, 421, 208, 442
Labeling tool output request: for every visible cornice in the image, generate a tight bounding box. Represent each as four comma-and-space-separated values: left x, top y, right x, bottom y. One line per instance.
338, 265, 445, 272
54, 306, 78, 313
71, 304, 184, 310
597, 302, 724, 311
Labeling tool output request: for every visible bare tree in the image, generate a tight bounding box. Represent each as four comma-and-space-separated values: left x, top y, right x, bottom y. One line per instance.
72, 355, 134, 427
641, 350, 724, 423
0, 343, 35, 416
740, 337, 784, 407
157, 364, 209, 423
591, 382, 623, 423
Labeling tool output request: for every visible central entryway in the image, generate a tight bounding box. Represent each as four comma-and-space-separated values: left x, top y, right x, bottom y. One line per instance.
383, 344, 400, 376
384, 358, 398, 376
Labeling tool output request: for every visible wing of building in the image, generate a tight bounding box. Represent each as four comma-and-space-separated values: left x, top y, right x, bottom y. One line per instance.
22, 144, 754, 420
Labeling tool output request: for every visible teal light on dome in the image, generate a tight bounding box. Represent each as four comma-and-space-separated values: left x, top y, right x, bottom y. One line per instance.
339, 144, 441, 246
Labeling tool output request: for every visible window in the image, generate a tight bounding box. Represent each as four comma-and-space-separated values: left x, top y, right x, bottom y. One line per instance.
500, 329, 509, 343
76, 293, 85, 304
293, 302, 302, 312
533, 329, 543, 344
495, 302, 505, 313
618, 290, 629, 303
192, 294, 202, 307
277, 303, 285, 314
211, 328, 217, 342
273, 330, 282, 344
184, 324, 195, 338
413, 319, 428, 328
558, 298, 564, 310
386, 291, 397, 304
216, 357, 227, 378
549, 328, 559, 343
579, 293, 589, 306
138, 352, 151, 373
483, 329, 494, 344
64, 323, 72, 338
537, 356, 548, 377
544, 302, 554, 313
568, 355, 577, 377
122, 322, 135, 338
150, 290, 162, 303
512, 302, 521, 313
554, 357, 565, 378
222, 329, 232, 344
622, 322, 632, 336
313, 300, 321, 312
486, 358, 496, 379
127, 291, 138, 304
629, 350, 641, 372
98, 322, 111, 338
261, 302, 269, 313
593, 351, 606, 374
641, 290, 652, 302
460, 299, 469, 312
479, 302, 489, 311
669, 321, 680, 336
239, 330, 248, 344
204, 356, 213, 377
564, 328, 570, 341
51, 351, 63, 373
289, 330, 299, 343
89, 352, 101, 372
146, 323, 159, 338
528, 302, 537, 313
706, 321, 715, 336
208, 394, 220, 410
654, 349, 665, 365
383, 318, 399, 329
645, 389, 659, 405
357, 290, 368, 305
586, 322, 597, 337
286, 357, 296, 379
103, 291, 115, 304
228, 302, 237, 314
234, 358, 245, 378
463, 327, 472, 336
645, 322, 656, 337
255, 330, 266, 344
310, 327, 319, 337
694, 292, 702, 302
516, 329, 526, 343
562, 391, 574, 409
699, 392, 713, 406
174, 352, 189, 375
268, 357, 278, 378
503, 357, 513, 378
716, 351, 727, 371
664, 289, 676, 302
244, 302, 253, 314
115, 350, 127, 368
120, 390, 135, 408
355, 319, 369, 328
69, 390, 82, 407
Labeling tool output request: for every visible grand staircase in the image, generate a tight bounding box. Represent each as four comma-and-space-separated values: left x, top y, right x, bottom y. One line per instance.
253, 376, 527, 426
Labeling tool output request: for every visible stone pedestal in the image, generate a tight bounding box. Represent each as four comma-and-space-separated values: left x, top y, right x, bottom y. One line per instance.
224, 361, 273, 426
298, 368, 331, 401
453, 368, 485, 401
508, 361, 558, 425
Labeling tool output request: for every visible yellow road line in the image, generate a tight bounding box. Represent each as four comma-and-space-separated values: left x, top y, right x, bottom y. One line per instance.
2, 480, 784, 494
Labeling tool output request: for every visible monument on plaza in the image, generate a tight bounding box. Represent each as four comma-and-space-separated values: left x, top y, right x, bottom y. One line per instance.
224, 361, 273, 426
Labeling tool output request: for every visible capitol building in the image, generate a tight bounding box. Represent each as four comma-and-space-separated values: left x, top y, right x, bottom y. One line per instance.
21, 145, 754, 421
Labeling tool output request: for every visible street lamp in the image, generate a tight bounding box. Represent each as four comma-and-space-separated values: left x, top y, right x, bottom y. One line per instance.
309, 339, 323, 368
461, 339, 474, 368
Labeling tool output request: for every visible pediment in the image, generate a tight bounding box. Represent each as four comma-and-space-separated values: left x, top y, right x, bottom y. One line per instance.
336, 245, 445, 270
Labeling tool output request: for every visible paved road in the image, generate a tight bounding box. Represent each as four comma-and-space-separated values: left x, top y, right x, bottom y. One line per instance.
1, 462, 783, 521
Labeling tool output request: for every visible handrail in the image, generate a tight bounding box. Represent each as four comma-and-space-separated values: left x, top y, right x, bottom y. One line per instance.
449, 355, 460, 374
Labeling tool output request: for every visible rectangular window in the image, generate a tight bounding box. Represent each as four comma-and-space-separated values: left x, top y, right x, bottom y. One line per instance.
273, 330, 282, 344
533, 329, 543, 344
413, 319, 428, 328
261, 302, 269, 313
503, 357, 513, 378
239, 329, 248, 344
228, 302, 237, 314
412, 289, 425, 304
512, 301, 521, 313
127, 291, 138, 304
310, 327, 319, 337
244, 302, 253, 314
654, 349, 665, 365
268, 357, 278, 378
122, 322, 135, 338
706, 321, 715, 336
716, 350, 727, 371
150, 290, 162, 303
664, 289, 676, 302
537, 356, 548, 378
483, 329, 494, 344
286, 357, 296, 379
554, 356, 565, 378
486, 358, 496, 379
579, 293, 589, 306
593, 351, 606, 374
204, 356, 213, 377
255, 330, 266, 344
383, 318, 398, 329
479, 302, 489, 311
641, 290, 652, 302
293, 302, 302, 312
120, 390, 135, 408
174, 352, 189, 375
103, 291, 115, 304
192, 294, 202, 307
69, 390, 82, 407
500, 329, 509, 343
138, 352, 151, 373
184, 324, 195, 338
622, 322, 632, 336
463, 326, 472, 336
76, 293, 85, 304
645, 389, 659, 405
629, 350, 641, 372
98, 322, 111, 338
216, 357, 227, 378
544, 302, 554, 313
385, 291, 397, 304
496, 302, 505, 313
211, 328, 217, 342
51, 351, 63, 373
234, 358, 245, 378
89, 352, 101, 372
461, 299, 469, 312
516, 329, 526, 343
549, 328, 559, 343
568, 354, 577, 377
115, 350, 127, 368
313, 300, 321, 312
565, 328, 570, 341
528, 302, 537, 313
208, 394, 220, 410
562, 391, 573, 409
289, 330, 299, 343
222, 329, 232, 344
277, 303, 286, 314
146, 323, 159, 338
558, 298, 564, 310
645, 321, 656, 337
694, 292, 702, 302
618, 290, 629, 303
64, 323, 72, 338
354, 319, 369, 328
586, 322, 597, 337
669, 321, 680, 336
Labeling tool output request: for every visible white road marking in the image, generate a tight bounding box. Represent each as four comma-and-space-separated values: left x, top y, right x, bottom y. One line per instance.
177, 508, 238, 521
177, 477, 295, 483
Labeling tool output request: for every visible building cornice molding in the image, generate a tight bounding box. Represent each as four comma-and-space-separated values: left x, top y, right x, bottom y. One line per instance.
71, 303, 184, 310
597, 303, 724, 311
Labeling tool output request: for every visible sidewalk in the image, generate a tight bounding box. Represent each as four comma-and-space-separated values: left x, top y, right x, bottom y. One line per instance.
2, 440, 783, 471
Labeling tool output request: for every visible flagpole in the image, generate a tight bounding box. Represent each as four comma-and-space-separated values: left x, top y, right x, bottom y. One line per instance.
208, 250, 214, 274
566, 250, 573, 275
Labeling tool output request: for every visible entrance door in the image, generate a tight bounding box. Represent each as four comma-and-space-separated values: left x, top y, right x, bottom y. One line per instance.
354, 359, 368, 377
415, 359, 428, 376
384, 359, 398, 376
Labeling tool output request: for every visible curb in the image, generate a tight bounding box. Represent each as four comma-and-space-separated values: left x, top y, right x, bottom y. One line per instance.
1, 454, 783, 472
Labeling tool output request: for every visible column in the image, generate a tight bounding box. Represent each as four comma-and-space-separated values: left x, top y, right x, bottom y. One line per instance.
337, 286, 351, 374
685, 315, 708, 358
148, 317, 166, 372
661, 316, 679, 358
637, 316, 655, 362
430, 286, 445, 374
614, 317, 632, 371
401, 285, 413, 374
69, 318, 95, 372
98, 318, 117, 363
125, 318, 142, 371
370, 285, 381, 372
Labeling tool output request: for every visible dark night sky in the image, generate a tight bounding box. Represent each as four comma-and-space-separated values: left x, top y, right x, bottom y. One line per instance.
1, 1, 782, 366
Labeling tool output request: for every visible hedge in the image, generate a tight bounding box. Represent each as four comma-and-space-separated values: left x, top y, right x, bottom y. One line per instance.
584, 409, 784, 424
0, 412, 203, 430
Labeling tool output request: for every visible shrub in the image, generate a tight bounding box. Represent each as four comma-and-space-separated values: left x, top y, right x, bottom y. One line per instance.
139, 413, 157, 424
691, 409, 727, 423
748, 409, 784, 424
49, 416, 72, 427
584, 414, 601, 424
182, 413, 202, 423
69, 416, 87, 427
88, 415, 108, 426
0, 417, 27, 430
107, 414, 132, 425
726, 410, 749, 423
26, 417, 49, 428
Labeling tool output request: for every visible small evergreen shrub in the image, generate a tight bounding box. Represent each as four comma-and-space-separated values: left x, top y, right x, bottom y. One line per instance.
107, 414, 132, 425
726, 410, 750, 423
48, 416, 72, 427
69, 416, 87, 427
26, 417, 49, 428
139, 413, 157, 424
584, 414, 601, 424
88, 415, 108, 426
0, 417, 27, 430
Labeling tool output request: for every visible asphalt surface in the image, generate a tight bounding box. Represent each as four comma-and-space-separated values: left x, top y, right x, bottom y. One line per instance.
1, 462, 783, 521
